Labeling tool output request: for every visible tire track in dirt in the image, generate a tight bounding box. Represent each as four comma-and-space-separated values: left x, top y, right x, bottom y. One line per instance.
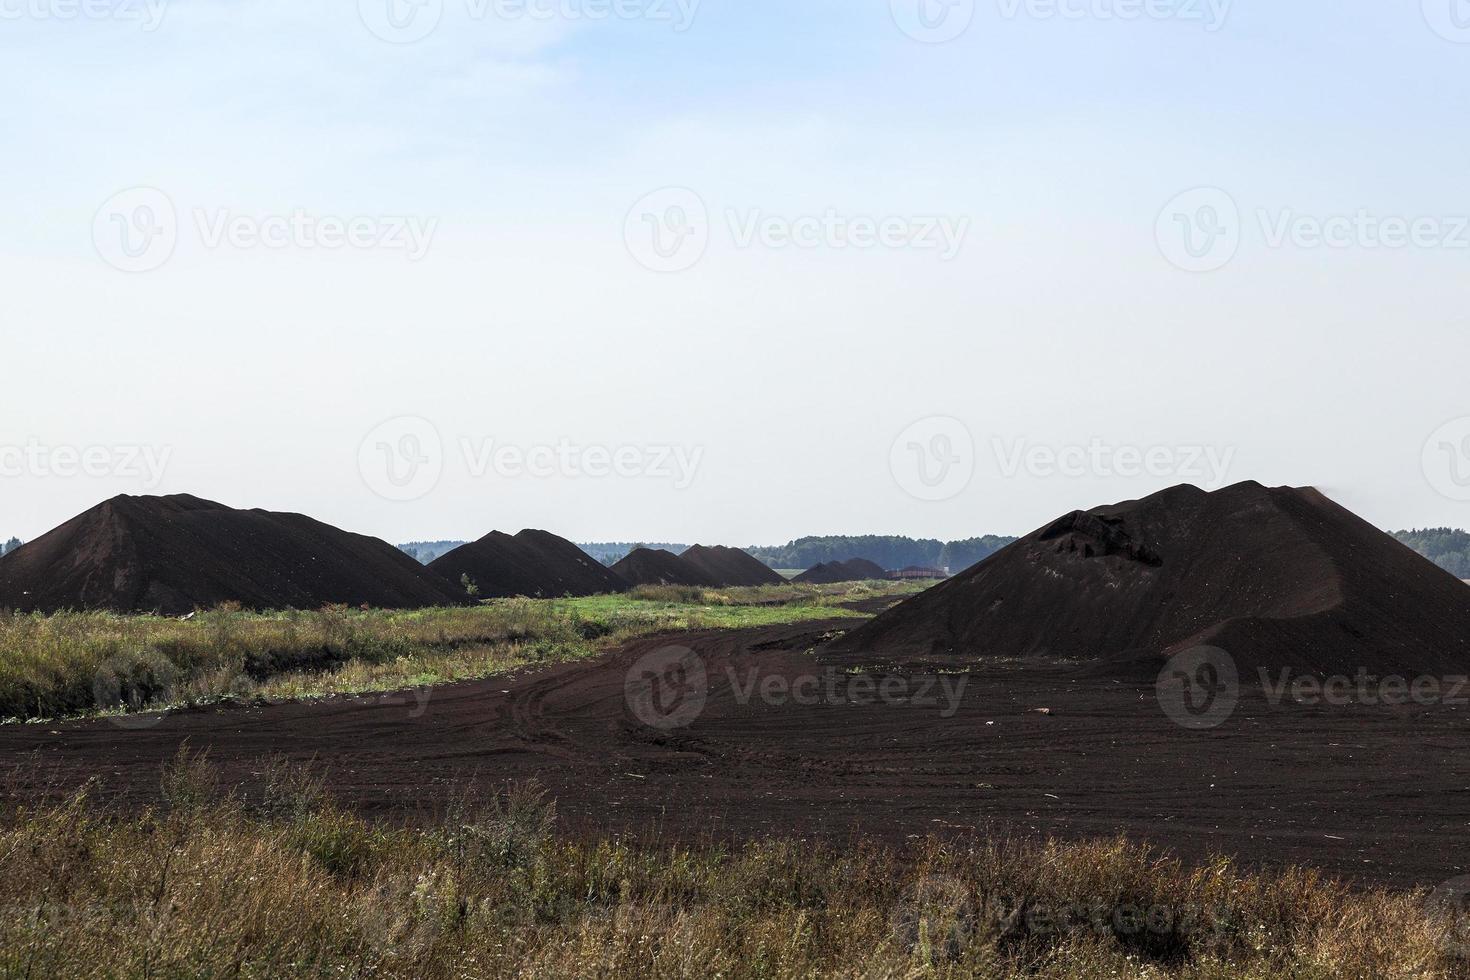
3, 616, 1470, 887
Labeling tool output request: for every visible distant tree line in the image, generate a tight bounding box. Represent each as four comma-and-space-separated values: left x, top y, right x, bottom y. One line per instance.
398, 537, 1021, 573
576, 538, 1022, 572
579, 543, 689, 567
398, 541, 466, 565
397, 529, 1470, 579
747, 536, 1018, 573
1394, 528, 1470, 579
0, 538, 21, 557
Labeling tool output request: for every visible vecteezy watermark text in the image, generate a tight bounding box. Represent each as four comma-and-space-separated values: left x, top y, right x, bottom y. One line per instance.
889, 416, 1236, 503
1158, 645, 1470, 730
461, 438, 703, 489
1157, 187, 1470, 272
625, 645, 969, 731
358, 0, 701, 44
996, 0, 1230, 30
891, 875, 1237, 963
1259, 668, 1470, 708
193, 209, 436, 260
890, 0, 1229, 43
0, 440, 171, 488
0, 0, 167, 29
993, 438, 1235, 486
357, 417, 705, 502
94, 188, 438, 273
624, 188, 971, 273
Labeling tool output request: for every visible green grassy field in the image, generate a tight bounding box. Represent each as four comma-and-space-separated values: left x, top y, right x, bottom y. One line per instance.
0, 754, 1456, 979
0, 581, 924, 724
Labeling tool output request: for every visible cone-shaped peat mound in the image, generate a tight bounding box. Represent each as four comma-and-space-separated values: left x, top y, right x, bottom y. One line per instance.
428, 530, 627, 598
678, 545, 785, 587
794, 558, 887, 584
0, 494, 469, 615
826, 482, 1470, 678
610, 548, 719, 587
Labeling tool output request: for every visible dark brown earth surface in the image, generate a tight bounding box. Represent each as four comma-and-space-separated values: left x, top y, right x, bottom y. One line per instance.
3, 612, 1468, 889
610, 547, 718, 587
678, 545, 786, 587
831, 482, 1470, 680
0, 494, 466, 615
428, 529, 626, 598
794, 558, 888, 584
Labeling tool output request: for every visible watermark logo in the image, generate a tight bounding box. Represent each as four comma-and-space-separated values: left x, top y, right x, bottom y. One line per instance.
461, 438, 703, 489
1423, 418, 1470, 502
727, 210, 969, 259
625, 645, 708, 730
94, 649, 180, 730
996, 0, 1231, 31
1156, 645, 1238, 730
992, 438, 1234, 486
891, 875, 974, 962
94, 190, 437, 273
0, 440, 172, 488
1258, 210, 1470, 251
1430, 875, 1470, 956
359, 416, 444, 502
193, 209, 437, 260
0, 0, 169, 30
625, 190, 971, 272
1423, 0, 1470, 43
359, 0, 444, 43
891, 0, 975, 43
891, 417, 975, 502
360, 0, 700, 43
625, 187, 710, 273
728, 667, 968, 717
1160, 190, 1470, 271
93, 187, 177, 274
1156, 187, 1239, 273
1260, 668, 1469, 708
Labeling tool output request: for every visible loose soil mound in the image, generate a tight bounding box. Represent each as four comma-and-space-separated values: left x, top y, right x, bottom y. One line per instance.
428, 530, 627, 598
827, 481, 1470, 677
610, 548, 718, 587
794, 558, 887, 584
678, 545, 785, 587
0, 494, 468, 615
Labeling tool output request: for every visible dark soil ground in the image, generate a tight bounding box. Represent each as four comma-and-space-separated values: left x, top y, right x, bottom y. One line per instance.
428, 529, 627, 598
794, 558, 887, 584
833, 482, 1470, 680
3, 612, 1466, 890
678, 545, 785, 587
0, 494, 466, 615
610, 547, 719, 587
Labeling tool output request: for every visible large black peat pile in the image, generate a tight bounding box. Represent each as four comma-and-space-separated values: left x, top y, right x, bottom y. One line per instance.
428, 530, 626, 598
0, 494, 468, 615
678, 545, 785, 587
794, 558, 887, 584
827, 482, 1470, 677
611, 548, 718, 587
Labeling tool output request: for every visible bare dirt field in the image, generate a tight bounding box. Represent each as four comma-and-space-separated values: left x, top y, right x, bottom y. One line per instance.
3, 611, 1468, 890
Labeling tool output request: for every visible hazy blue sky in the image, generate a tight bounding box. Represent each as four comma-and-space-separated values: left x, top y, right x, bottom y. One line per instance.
3, 0, 1468, 545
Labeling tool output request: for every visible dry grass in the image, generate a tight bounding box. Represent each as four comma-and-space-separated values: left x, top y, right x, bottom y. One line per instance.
0, 583, 911, 724
0, 752, 1460, 979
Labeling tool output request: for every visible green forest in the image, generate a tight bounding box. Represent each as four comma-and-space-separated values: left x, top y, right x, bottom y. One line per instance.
745, 535, 1019, 572
1393, 528, 1470, 579
385, 529, 1470, 580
